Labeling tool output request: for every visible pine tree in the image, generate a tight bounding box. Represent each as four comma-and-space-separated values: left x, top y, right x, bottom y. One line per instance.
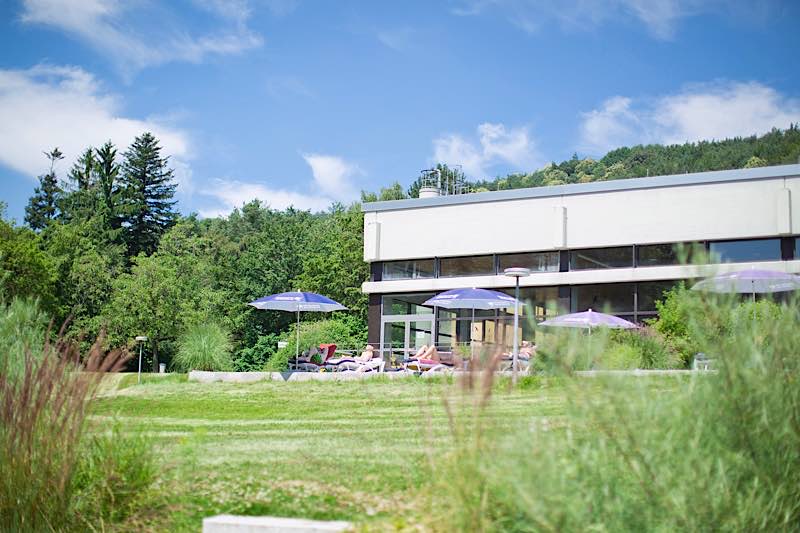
60, 147, 98, 222
118, 133, 178, 257
67, 148, 96, 190
95, 141, 121, 224
24, 148, 64, 231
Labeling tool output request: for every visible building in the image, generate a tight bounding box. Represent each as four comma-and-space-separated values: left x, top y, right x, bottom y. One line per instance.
361, 164, 800, 361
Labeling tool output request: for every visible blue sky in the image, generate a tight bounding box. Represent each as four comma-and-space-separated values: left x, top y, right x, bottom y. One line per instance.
1, 0, 799, 220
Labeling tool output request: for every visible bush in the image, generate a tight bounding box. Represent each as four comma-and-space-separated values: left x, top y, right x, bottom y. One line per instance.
172, 322, 233, 371
233, 333, 280, 371
0, 332, 158, 531
265, 315, 367, 371
427, 293, 800, 531
0, 298, 47, 381
605, 327, 681, 369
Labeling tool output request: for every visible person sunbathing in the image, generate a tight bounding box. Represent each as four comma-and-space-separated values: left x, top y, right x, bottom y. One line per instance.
355, 345, 375, 362
412, 344, 439, 362
519, 340, 536, 360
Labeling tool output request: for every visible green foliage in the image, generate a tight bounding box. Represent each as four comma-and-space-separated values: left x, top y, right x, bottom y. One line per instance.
0, 298, 47, 381
428, 295, 800, 532
265, 316, 367, 371
118, 132, 178, 257
24, 148, 64, 231
234, 333, 280, 371
71, 425, 158, 526
173, 322, 233, 372
0, 337, 157, 531
604, 327, 681, 369
292, 204, 369, 323
0, 219, 56, 309
649, 282, 702, 366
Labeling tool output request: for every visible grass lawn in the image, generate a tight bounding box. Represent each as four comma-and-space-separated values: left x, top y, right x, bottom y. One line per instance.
91, 374, 673, 531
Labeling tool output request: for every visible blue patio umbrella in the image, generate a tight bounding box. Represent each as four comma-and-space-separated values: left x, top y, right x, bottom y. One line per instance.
248, 291, 348, 358
423, 288, 520, 356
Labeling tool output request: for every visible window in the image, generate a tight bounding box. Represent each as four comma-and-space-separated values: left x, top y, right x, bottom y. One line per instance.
637, 281, 680, 312
709, 238, 781, 263
439, 255, 495, 277
570, 247, 633, 270
498, 252, 560, 273
571, 283, 635, 313
382, 259, 435, 280
637, 243, 700, 267
382, 293, 435, 315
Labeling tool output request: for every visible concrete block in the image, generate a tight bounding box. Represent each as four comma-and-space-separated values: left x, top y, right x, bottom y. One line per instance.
202, 514, 351, 532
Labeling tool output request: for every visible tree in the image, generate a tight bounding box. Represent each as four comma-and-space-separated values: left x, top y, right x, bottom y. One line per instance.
0, 218, 56, 309
24, 148, 64, 231
744, 155, 768, 168
118, 133, 178, 257
67, 148, 96, 191
60, 148, 99, 222
95, 141, 121, 224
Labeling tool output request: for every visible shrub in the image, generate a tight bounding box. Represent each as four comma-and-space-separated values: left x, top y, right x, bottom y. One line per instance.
265, 316, 367, 371
606, 327, 681, 369
0, 332, 158, 531
0, 297, 47, 381
172, 322, 233, 371
233, 333, 280, 371
427, 293, 800, 531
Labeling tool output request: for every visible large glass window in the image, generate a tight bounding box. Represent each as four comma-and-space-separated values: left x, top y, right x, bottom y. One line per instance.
382, 259, 435, 280
382, 293, 435, 315
637, 281, 680, 312
570, 247, 633, 270
571, 283, 635, 314
439, 255, 495, 277
709, 238, 781, 263
498, 252, 560, 273
637, 243, 700, 267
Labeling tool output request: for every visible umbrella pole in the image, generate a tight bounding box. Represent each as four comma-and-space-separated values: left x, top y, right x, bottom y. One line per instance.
471, 307, 475, 359
296, 310, 300, 358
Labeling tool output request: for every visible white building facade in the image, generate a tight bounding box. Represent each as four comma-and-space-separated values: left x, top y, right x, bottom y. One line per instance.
361, 164, 800, 360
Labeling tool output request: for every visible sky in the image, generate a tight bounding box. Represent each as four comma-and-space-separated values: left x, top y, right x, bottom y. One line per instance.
1, 0, 799, 221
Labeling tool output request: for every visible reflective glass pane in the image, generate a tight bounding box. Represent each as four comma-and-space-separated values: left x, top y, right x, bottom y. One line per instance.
637, 281, 680, 312
498, 252, 560, 273
382, 293, 435, 315
570, 247, 633, 270
382, 259, 435, 280
409, 320, 433, 350
439, 255, 495, 277
571, 283, 635, 313
709, 239, 781, 263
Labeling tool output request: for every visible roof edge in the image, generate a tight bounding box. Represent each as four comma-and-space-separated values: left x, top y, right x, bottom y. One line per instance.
362, 163, 800, 213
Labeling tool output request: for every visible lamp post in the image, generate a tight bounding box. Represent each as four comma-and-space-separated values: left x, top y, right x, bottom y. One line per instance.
135, 336, 148, 384
503, 267, 530, 385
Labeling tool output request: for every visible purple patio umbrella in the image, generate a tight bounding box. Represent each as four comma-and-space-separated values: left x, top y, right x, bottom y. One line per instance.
691, 268, 800, 302
423, 288, 520, 356
539, 309, 638, 330
248, 291, 347, 358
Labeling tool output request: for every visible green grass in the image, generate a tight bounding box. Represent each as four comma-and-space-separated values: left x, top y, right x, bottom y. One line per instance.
91, 376, 675, 531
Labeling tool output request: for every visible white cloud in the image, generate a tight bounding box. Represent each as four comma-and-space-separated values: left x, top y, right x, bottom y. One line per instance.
432, 122, 540, 177
301, 153, 360, 201
199, 153, 362, 218
0, 64, 191, 184
451, 0, 727, 40
20, 0, 262, 76
198, 178, 333, 218
579, 81, 800, 154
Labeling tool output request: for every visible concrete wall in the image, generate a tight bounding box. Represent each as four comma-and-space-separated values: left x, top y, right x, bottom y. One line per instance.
364, 174, 799, 262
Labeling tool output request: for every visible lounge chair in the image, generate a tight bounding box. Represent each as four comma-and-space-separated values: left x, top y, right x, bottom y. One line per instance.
324, 345, 382, 372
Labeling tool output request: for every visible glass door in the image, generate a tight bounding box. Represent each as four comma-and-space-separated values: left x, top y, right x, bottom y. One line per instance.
380, 315, 435, 367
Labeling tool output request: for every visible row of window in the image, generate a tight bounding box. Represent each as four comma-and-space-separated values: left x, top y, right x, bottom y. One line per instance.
381, 237, 796, 281
382, 280, 679, 319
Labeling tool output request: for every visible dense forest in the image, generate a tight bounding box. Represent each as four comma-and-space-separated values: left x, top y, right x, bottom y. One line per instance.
3, 125, 800, 370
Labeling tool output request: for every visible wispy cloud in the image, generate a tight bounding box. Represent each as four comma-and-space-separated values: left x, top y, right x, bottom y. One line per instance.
265, 75, 315, 101
198, 153, 362, 218
0, 64, 191, 184
451, 0, 734, 39
20, 0, 263, 77
578, 81, 800, 154
301, 153, 361, 201
432, 122, 541, 177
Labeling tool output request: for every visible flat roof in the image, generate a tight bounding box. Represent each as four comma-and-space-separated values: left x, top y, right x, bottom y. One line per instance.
362, 163, 800, 213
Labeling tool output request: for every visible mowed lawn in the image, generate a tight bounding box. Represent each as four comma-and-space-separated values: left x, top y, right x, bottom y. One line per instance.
90, 375, 631, 531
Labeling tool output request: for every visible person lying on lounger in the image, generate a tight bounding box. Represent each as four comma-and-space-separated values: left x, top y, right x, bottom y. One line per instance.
355, 345, 376, 362
411, 344, 439, 362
